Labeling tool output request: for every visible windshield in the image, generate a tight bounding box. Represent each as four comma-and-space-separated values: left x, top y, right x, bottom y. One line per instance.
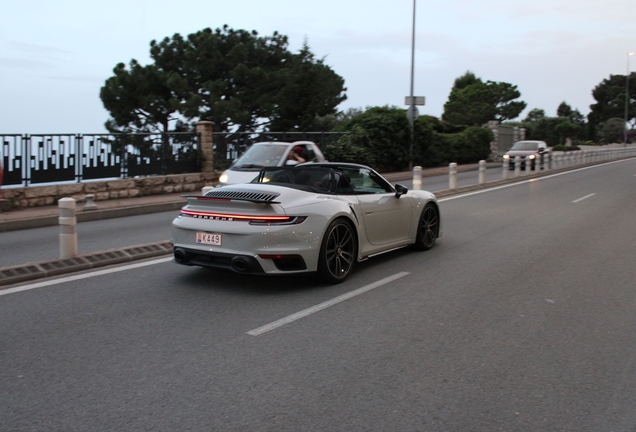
510, 141, 539, 151
232, 144, 288, 168
252, 166, 336, 193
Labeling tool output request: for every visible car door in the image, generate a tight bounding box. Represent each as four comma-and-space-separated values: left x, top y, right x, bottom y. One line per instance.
341, 167, 412, 246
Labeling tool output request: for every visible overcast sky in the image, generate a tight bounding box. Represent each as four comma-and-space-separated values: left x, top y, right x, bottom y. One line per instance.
1, 0, 634, 133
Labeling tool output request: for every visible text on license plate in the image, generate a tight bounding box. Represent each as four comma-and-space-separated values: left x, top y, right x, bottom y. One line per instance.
196, 232, 222, 245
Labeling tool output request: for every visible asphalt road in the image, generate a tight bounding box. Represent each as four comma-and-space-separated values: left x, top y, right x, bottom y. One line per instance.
0, 167, 503, 268
1, 159, 636, 431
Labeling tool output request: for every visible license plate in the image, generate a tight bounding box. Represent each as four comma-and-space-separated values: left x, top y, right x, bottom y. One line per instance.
196, 232, 222, 246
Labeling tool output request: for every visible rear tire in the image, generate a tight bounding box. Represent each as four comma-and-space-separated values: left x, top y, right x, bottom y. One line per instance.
317, 219, 357, 284
414, 203, 439, 251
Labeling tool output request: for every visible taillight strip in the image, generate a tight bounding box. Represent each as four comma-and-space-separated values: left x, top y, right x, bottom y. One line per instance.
180, 209, 291, 222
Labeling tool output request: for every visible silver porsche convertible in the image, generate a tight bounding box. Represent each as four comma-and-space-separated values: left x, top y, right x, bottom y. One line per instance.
171, 163, 442, 284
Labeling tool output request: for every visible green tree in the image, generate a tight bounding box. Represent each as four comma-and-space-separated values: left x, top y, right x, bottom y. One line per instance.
590, 73, 636, 131
452, 70, 480, 89
326, 106, 493, 170
101, 25, 347, 134
599, 118, 626, 143
555, 121, 581, 145
442, 72, 526, 125
557, 102, 572, 118
524, 108, 546, 123
522, 110, 562, 146
557, 102, 585, 126
268, 43, 347, 131
100, 60, 182, 133
523, 102, 587, 145
328, 106, 410, 171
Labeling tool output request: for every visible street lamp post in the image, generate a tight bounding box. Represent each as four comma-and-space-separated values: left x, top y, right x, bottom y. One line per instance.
624, 52, 634, 146
408, 0, 416, 169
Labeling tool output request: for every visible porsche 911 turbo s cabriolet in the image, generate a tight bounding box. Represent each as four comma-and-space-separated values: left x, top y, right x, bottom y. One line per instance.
171, 163, 442, 284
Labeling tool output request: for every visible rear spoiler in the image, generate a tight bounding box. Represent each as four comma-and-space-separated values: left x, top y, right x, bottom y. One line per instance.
182, 189, 281, 204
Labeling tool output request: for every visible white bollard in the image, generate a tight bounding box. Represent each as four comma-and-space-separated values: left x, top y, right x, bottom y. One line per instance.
83, 194, 97, 211
514, 156, 521, 177
58, 197, 77, 259
522, 157, 531, 175
449, 162, 457, 189
202, 186, 214, 195
502, 158, 509, 179
478, 160, 486, 184
412, 166, 422, 190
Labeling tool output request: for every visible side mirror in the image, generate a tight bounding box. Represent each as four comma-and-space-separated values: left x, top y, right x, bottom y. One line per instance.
395, 183, 408, 198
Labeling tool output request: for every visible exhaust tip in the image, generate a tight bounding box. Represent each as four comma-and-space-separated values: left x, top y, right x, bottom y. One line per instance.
174, 248, 189, 264
231, 258, 248, 272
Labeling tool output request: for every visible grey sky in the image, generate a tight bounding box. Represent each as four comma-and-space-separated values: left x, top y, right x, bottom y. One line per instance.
1, 0, 634, 133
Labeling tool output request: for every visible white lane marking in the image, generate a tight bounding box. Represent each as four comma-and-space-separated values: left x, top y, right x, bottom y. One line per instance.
572, 193, 596, 203
0, 257, 173, 297
247, 272, 410, 336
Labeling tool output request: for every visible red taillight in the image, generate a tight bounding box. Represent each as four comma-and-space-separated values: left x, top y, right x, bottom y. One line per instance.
259, 254, 302, 260
180, 210, 305, 225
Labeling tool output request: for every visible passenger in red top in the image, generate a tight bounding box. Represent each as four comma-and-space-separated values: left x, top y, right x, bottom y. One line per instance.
286, 145, 306, 165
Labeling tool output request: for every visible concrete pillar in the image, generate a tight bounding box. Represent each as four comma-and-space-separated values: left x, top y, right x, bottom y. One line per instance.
478, 160, 486, 184
487, 120, 499, 162
412, 166, 422, 190
58, 197, 77, 259
449, 163, 457, 189
502, 158, 509, 179
196, 121, 215, 173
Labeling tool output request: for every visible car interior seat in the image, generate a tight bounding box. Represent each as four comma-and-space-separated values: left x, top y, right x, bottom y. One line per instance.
272, 173, 292, 183
335, 171, 354, 194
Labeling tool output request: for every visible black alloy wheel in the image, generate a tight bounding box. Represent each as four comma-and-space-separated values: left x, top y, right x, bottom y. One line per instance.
318, 219, 357, 284
414, 203, 439, 251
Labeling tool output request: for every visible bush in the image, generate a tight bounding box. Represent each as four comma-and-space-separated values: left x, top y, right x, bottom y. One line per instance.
416, 124, 492, 166
455, 127, 493, 163
327, 106, 410, 171
326, 106, 494, 171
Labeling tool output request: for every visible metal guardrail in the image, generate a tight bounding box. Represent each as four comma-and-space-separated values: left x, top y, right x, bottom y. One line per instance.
1, 133, 200, 187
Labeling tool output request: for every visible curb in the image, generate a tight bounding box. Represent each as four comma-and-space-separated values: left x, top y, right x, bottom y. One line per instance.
0, 241, 173, 287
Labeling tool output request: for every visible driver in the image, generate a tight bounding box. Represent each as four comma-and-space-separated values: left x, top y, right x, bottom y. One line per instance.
286, 146, 306, 165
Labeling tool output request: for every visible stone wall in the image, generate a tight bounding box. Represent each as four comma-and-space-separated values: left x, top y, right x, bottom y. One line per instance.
487, 121, 525, 161
2, 172, 218, 209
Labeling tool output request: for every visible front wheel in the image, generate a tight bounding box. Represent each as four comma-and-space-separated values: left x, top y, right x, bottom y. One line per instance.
414, 203, 439, 251
317, 219, 357, 284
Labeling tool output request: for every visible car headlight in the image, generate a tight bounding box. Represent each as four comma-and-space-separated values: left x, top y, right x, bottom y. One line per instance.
528, 154, 535, 160
219, 174, 229, 183
503, 154, 510, 159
